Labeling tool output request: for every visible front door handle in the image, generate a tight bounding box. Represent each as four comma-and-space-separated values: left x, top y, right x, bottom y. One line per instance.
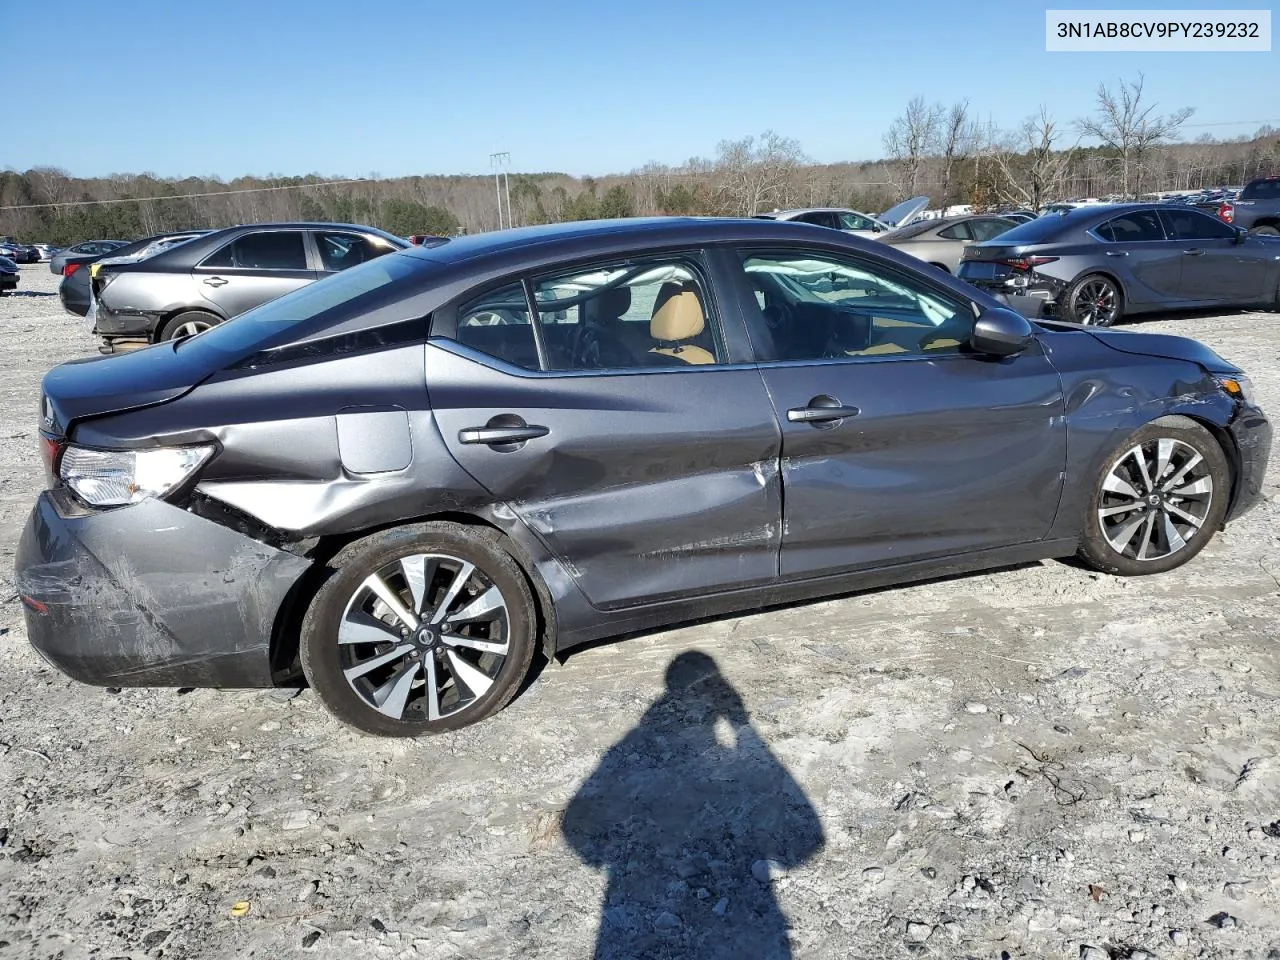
787, 396, 861, 425
458, 424, 549, 445
1104, 251, 1129, 257
203, 276, 229, 287
1182, 249, 1206, 256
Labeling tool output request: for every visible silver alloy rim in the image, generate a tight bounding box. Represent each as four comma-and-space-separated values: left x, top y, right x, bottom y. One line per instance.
338, 553, 510, 721
1072, 279, 1119, 325
172, 319, 213, 338
1098, 438, 1213, 561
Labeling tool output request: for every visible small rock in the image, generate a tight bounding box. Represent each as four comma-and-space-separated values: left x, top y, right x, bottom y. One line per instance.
905, 921, 932, 942
961, 875, 977, 891
266, 687, 302, 702
1172, 875, 1188, 892
1129, 829, 1145, 843
920, 867, 937, 880
370, 918, 387, 933
653, 911, 681, 932
712, 897, 728, 916
141, 930, 169, 949
1222, 845, 1241, 861
258, 720, 281, 732
1129, 951, 1156, 960
1224, 882, 1246, 901
1170, 929, 1188, 946
453, 915, 488, 932
1080, 945, 1108, 960
282, 809, 318, 831
297, 880, 318, 902
863, 867, 885, 883
301, 930, 322, 949
255, 865, 276, 879
1207, 911, 1240, 929
751, 859, 781, 883
1000, 713, 1015, 725
673, 859, 701, 880
964, 702, 988, 714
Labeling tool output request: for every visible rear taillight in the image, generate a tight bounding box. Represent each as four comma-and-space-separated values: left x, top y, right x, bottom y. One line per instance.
39, 431, 66, 486
997, 256, 1060, 271
1218, 202, 1234, 223
62, 263, 81, 277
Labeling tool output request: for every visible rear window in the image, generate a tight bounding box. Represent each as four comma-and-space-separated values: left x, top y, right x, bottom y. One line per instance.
175, 252, 425, 360
887, 219, 940, 241
976, 215, 1071, 244
1242, 179, 1280, 200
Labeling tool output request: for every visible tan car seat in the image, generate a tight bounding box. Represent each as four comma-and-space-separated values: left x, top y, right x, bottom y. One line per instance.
649, 282, 715, 365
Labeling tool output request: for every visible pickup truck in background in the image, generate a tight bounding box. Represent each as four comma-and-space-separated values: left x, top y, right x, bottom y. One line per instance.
1212, 177, 1280, 235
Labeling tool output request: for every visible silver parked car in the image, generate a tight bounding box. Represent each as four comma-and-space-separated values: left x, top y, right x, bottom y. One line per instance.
89, 222, 409, 351
756, 197, 930, 238
877, 215, 1018, 273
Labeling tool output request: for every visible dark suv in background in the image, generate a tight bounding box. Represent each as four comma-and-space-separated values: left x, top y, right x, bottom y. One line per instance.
89, 222, 408, 350
1215, 176, 1280, 235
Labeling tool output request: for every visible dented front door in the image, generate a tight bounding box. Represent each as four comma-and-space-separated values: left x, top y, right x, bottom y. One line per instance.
425, 343, 782, 610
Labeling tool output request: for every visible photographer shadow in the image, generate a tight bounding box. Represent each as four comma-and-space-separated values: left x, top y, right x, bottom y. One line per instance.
562, 651, 824, 960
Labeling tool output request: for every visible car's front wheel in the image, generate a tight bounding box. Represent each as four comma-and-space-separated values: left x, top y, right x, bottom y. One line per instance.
1077, 417, 1230, 576
1062, 273, 1124, 326
1250, 225, 1279, 237
300, 522, 537, 736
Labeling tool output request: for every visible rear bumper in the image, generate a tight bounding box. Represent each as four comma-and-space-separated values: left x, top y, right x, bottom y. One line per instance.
1226, 401, 1271, 522
0, 275, 16, 292
15, 490, 311, 687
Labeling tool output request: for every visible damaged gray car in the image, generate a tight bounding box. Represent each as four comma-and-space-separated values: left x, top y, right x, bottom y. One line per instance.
16, 217, 1272, 736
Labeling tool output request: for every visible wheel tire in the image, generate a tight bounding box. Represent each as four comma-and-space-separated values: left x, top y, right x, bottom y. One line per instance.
1062, 273, 1124, 326
928, 262, 950, 273
160, 310, 220, 341
300, 522, 537, 737
1077, 417, 1230, 577
1250, 225, 1279, 237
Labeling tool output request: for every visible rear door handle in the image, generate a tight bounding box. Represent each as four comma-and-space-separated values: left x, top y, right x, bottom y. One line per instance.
203, 276, 229, 287
1104, 251, 1129, 257
458, 425, 549, 445
1182, 249, 1206, 256
787, 404, 861, 424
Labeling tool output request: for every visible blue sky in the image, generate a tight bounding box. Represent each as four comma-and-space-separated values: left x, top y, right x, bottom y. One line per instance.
6, 0, 1277, 179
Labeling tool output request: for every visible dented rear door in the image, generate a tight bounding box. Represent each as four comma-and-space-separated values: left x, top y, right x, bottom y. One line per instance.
425, 343, 782, 610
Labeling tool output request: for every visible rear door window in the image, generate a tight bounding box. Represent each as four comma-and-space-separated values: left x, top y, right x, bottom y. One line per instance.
454, 283, 538, 370
969, 218, 1015, 241
1160, 208, 1237, 240
201, 231, 309, 270
1095, 211, 1166, 243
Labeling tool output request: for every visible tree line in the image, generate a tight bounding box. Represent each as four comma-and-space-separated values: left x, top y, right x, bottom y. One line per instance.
3, 74, 1276, 245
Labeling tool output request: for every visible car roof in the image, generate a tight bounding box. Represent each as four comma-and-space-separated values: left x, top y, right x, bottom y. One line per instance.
767, 207, 865, 217
403, 216, 852, 266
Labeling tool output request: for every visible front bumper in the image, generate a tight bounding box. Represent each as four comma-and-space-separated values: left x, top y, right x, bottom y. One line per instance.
15, 490, 311, 687
1226, 401, 1271, 522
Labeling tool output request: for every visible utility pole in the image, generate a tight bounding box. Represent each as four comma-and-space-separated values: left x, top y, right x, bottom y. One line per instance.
490, 152, 512, 230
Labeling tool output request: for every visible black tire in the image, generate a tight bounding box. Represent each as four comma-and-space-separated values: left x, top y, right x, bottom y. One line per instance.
1077, 417, 1230, 577
1062, 273, 1124, 326
160, 310, 220, 342
928, 262, 950, 273
1250, 225, 1279, 237
300, 522, 537, 737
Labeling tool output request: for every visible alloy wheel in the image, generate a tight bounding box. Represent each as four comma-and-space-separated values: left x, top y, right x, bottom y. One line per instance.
171, 318, 214, 338
1072, 279, 1119, 326
338, 553, 511, 721
1098, 438, 1213, 562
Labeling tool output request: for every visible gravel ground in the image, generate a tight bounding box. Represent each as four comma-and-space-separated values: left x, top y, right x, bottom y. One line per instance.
1, 263, 1278, 960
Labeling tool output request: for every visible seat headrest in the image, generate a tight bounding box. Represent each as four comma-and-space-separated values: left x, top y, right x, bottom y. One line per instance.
587, 285, 631, 323
650, 282, 705, 342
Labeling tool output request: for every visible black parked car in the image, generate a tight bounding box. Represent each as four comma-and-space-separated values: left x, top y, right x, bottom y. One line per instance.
0, 256, 18, 295
58, 231, 211, 319
89, 222, 409, 350
16, 218, 1271, 736
958, 203, 1280, 325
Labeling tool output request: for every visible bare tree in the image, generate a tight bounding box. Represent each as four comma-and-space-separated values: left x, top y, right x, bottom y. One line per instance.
883, 97, 942, 199
938, 101, 977, 208
982, 107, 1078, 210
711, 131, 807, 215
1077, 74, 1193, 198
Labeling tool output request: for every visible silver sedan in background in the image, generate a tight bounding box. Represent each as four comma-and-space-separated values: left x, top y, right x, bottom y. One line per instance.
878, 215, 1018, 272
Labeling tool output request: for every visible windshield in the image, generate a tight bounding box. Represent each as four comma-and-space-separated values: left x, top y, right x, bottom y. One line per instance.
177, 252, 424, 358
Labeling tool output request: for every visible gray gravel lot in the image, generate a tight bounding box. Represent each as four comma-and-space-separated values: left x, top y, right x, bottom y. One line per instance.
1, 263, 1278, 959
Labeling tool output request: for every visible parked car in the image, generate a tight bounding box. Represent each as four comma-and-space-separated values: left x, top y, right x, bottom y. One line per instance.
0, 240, 39, 264
58, 231, 211, 319
0, 256, 18, 295
49, 240, 128, 276
408, 235, 449, 246
997, 210, 1037, 224
757, 197, 929, 238
1211, 176, 1280, 235
876, 215, 1017, 272
34, 243, 60, 262
88, 222, 409, 350
15, 217, 1271, 736
956, 203, 1280, 325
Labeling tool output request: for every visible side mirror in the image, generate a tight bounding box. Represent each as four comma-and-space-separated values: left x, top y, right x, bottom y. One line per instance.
971, 306, 1034, 357
1233, 226, 1249, 244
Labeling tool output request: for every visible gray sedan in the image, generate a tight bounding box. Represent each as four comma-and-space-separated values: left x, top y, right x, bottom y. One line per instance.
877, 215, 1018, 272
49, 240, 127, 276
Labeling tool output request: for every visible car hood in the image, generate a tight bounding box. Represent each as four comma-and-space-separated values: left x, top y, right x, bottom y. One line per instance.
1040, 320, 1238, 373
877, 196, 930, 227
41, 342, 219, 432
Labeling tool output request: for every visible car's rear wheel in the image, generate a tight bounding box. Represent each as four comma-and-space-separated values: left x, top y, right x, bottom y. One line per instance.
1062, 274, 1123, 326
1077, 418, 1230, 576
1251, 225, 1279, 237
160, 311, 220, 341
300, 522, 537, 736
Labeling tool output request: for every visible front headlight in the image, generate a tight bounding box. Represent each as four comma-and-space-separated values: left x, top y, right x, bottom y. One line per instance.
59, 444, 214, 507
1216, 375, 1255, 406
